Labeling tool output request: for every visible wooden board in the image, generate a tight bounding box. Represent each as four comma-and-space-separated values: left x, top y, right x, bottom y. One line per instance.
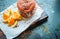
0, 12, 48, 39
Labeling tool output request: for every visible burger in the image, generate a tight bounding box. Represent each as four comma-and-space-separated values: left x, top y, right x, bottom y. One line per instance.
17, 0, 36, 18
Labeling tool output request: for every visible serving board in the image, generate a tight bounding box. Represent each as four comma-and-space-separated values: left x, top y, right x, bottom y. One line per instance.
0, 2, 48, 39
0, 12, 48, 39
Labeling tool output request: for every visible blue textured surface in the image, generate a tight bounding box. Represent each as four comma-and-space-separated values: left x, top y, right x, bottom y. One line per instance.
0, 0, 60, 39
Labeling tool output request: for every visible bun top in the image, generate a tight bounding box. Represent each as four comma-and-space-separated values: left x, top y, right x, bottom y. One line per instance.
17, 0, 36, 13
